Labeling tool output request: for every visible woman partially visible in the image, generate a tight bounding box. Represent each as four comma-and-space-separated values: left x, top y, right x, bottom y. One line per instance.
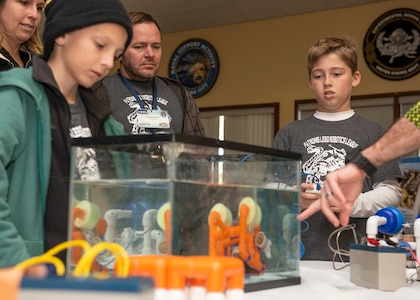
0, 0, 44, 71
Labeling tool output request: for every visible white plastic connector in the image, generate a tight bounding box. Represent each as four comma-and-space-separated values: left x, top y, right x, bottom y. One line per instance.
226, 288, 245, 300
305, 184, 321, 194
104, 209, 133, 242
149, 230, 165, 254
120, 227, 133, 255
414, 218, 420, 252
142, 209, 158, 227
104, 209, 133, 225
414, 218, 420, 239
255, 231, 272, 259
366, 215, 387, 240
188, 286, 206, 300
142, 209, 158, 254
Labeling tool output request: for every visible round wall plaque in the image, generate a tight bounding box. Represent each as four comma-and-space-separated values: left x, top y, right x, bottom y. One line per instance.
169, 38, 219, 98
363, 8, 420, 81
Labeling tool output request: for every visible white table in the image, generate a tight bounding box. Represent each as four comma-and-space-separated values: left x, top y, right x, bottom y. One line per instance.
245, 261, 420, 300
17, 260, 420, 300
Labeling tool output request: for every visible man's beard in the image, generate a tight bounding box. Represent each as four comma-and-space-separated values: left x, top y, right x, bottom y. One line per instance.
121, 60, 157, 81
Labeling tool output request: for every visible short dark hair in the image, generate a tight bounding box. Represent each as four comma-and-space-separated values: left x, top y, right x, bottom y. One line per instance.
128, 12, 161, 34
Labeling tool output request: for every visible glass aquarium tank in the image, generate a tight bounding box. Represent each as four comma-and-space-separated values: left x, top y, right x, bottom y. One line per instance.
68, 134, 301, 291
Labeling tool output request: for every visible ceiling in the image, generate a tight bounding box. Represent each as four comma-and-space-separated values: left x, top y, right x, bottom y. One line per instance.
120, 0, 386, 34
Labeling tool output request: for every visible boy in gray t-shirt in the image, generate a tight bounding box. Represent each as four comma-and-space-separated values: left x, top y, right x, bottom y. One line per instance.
273, 37, 401, 261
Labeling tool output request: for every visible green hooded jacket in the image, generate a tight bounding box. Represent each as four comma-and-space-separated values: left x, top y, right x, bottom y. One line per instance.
0, 66, 125, 267
0, 67, 51, 266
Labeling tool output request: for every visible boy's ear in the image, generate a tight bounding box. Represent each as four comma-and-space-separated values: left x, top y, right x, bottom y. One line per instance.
352, 71, 361, 87
54, 35, 66, 47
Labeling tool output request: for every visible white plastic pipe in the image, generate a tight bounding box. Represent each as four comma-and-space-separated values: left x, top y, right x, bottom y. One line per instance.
414, 217, 420, 252
142, 209, 158, 254
104, 209, 133, 242
168, 289, 185, 300
188, 286, 206, 300
154, 289, 169, 300
366, 215, 387, 239
226, 289, 244, 300
414, 218, 420, 238
205, 292, 225, 300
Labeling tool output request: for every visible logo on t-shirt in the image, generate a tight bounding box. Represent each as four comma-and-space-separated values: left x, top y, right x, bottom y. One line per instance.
70, 125, 99, 180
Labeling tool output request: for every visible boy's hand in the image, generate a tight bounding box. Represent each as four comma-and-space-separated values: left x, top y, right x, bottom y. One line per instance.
301, 183, 320, 209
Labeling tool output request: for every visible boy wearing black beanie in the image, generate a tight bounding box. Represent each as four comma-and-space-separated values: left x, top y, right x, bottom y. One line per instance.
0, 0, 132, 275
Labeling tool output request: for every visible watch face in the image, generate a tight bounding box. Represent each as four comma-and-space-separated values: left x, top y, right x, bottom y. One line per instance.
169, 38, 219, 98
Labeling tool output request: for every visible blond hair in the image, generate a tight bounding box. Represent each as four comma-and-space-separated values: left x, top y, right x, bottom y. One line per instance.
0, 0, 44, 54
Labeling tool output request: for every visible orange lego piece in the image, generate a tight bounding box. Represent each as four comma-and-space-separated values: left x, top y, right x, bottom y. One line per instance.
126, 254, 244, 298
209, 202, 266, 273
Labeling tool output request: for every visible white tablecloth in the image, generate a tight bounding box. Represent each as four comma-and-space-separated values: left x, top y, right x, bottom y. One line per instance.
245, 261, 420, 300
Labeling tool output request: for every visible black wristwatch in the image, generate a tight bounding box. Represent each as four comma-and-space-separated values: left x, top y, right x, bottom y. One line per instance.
345, 150, 377, 177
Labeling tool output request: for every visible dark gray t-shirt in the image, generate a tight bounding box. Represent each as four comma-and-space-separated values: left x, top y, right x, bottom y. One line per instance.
273, 114, 401, 186
69, 95, 99, 181
273, 113, 402, 261
103, 74, 183, 135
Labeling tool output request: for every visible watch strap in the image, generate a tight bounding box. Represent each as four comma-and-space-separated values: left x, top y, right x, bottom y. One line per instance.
345, 150, 377, 177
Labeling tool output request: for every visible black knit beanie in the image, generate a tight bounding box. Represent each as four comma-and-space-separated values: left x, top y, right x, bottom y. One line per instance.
43, 0, 133, 60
